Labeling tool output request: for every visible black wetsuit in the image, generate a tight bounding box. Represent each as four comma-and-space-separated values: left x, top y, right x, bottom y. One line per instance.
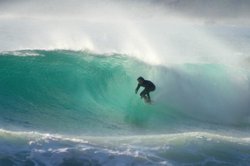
136, 80, 156, 100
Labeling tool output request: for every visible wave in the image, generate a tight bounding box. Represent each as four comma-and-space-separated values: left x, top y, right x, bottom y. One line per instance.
0, 50, 249, 136
0, 128, 250, 165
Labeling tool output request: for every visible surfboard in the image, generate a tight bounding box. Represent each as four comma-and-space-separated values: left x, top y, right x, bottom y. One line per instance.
144, 97, 153, 104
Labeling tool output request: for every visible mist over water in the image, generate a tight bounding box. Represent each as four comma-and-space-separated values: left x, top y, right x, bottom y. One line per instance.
1, 0, 249, 66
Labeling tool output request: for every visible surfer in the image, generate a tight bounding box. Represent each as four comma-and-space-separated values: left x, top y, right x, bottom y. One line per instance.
135, 76, 156, 103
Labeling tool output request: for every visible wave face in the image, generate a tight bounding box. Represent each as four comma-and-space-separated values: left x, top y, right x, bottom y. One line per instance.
0, 50, 249, 135
0, 50, 181, 136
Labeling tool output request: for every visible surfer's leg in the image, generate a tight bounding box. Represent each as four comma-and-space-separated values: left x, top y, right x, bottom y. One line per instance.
147, 87, 155, 102
140, 89, 147, 99
147, 93, 151, 101
141, 89, 151, 102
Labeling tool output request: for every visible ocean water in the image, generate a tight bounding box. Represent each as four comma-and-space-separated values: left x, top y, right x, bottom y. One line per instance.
0, 49, 249, 165
1, 1, 250, 165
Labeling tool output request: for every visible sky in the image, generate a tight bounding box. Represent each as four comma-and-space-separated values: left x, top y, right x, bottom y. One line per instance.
157, 0, 250, 24
0, 0, 250, 25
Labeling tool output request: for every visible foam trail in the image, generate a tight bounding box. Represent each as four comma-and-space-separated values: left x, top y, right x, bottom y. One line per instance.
0, 128, 250, 165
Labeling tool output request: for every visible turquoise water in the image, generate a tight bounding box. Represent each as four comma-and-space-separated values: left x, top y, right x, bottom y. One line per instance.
0, 50, 250, 165
0, 50, 183, 135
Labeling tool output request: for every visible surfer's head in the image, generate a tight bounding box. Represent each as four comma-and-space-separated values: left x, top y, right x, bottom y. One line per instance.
137, 76, 144, 84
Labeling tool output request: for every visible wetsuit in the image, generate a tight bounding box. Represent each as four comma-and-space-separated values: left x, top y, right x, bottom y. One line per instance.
135, 80, 156, 100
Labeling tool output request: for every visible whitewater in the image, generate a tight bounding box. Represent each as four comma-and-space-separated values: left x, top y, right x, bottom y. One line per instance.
0, 0, 250, 165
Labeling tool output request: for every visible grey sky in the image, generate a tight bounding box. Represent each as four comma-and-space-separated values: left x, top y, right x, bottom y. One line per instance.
157, 0, 250, 19
0, 0, 250, 24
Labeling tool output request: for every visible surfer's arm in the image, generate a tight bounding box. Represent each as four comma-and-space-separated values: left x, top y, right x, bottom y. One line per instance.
135, 84, 140, 94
